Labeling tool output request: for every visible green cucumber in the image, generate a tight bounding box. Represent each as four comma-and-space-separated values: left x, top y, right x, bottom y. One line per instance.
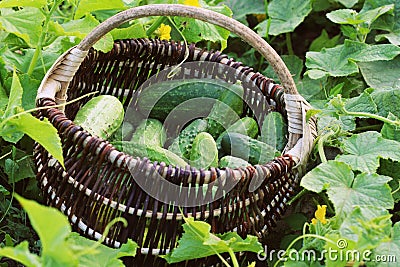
136, 79, 229, 121
109, 122, 134, 142
258, 112, 288, 151
189, 132, 218, 169
130, 119, 166, 147
74, 95, 124, 140
168, 119, 208, 160
206, 81, 244, 138
221, 133, 276, 165
112, 141, 187, 167
215, 117, 258, 150
219, 156, 250, 169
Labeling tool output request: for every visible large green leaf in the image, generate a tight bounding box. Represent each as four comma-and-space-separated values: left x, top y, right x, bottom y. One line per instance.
0, 0, 46, 8
110, 23, 146, 40
336, 131, 400, 173
301, 161, 393, 217
373, 222, 400, 266
340, 206, 392, 244
358, 57, 400, 90
306, 40, 400, 79
0, 146, 35, 184
257, 0, 312, 36
6, 114, 64, 168
334, 0, 359, 8
327, 5, 394, 25
2, 71, 22, 119
174, 4, 232, 50
0, 241, 41, 267
372, 88, 400, 117
309, 29, 340, 52
345, 91, 377, 114
62, 14, 114, 52
74, 0, 126, 19
67, 233, 138, 267
224, 0, 265, 20
2, 48, 60, 81
0, 7, 45, 47
163, 217, 262, 263
381, 113, 400, 141
15, 195, 76, 266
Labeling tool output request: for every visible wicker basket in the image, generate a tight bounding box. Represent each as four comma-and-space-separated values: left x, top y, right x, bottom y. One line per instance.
34, 4, 317, 266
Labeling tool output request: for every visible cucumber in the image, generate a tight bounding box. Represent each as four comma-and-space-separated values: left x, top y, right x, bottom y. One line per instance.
112, 141, 187, 167
215, 117, 258, 150
168, 119, 208, 160
74, 95, 124, 140
130, 119, 167, 147
206, 81, 244, 138
259, 112, 288, 151
135, 79, 228, 121
189, 132, 218, 169
219, 156, 250, 169
109, 122, 134, 142
221, 133, 276, 165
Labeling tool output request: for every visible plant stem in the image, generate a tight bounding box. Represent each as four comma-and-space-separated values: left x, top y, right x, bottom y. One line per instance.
228, 249, 239, 267
345, 110, 400, 127
287, 188, 307, 205
273, 234, 336, 267
286, 33, 294, 55
27, 0, 61, 76
146, 16, 168, 36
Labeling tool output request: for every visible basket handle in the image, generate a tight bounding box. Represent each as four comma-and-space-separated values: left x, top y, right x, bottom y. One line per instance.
77, 4, 298, 95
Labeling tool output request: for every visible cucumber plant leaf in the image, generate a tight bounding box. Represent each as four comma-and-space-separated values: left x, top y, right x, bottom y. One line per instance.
373, 222, 400, 266
0, 0, 46, 8
257, 0, 312, 36
334, 0, 359, 8
163, 217, 263, 263
306, 40, 400, 79
300, 161, 393, 217
62, 14, 114, 52
67, 233, 138, 267
15, 194, 76, 266
372, 88, 400, 118
0, 241, 41, 267
336, 131, 400, 173
0, 72, 64, 167
0, 7, 45, 47
339, 206, 392, 244
358, 57, 400, 90
74, 0, 126, 19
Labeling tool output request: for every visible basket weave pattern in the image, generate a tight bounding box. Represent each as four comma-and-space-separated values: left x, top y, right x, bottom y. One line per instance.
34, 4, 317, 265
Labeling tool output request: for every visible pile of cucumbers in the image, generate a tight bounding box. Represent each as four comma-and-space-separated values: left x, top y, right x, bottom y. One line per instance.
73, 80, 288, 169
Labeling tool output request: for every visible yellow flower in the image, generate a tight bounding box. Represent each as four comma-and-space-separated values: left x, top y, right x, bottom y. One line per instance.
311, 205, 328, 225
157, 23, 171, 41
184, 0, 200, 7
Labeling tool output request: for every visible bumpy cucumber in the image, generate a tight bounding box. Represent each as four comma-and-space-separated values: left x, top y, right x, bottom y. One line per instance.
221, 133, 276, 165
130, 119, 167, 147
112, 141, 187, 167
215, 117, 258, 150
189, 132, 218, 169
259, 112, 288, 151
136, 79, 228, 121
109, 122, 134, 142
168, 119, 208, 160
74, 95, 124, 140
219, 156, 250, 169
206, 81, 244, 138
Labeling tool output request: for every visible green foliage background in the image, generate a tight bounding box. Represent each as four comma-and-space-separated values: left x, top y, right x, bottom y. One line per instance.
0, 0, 400, 266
